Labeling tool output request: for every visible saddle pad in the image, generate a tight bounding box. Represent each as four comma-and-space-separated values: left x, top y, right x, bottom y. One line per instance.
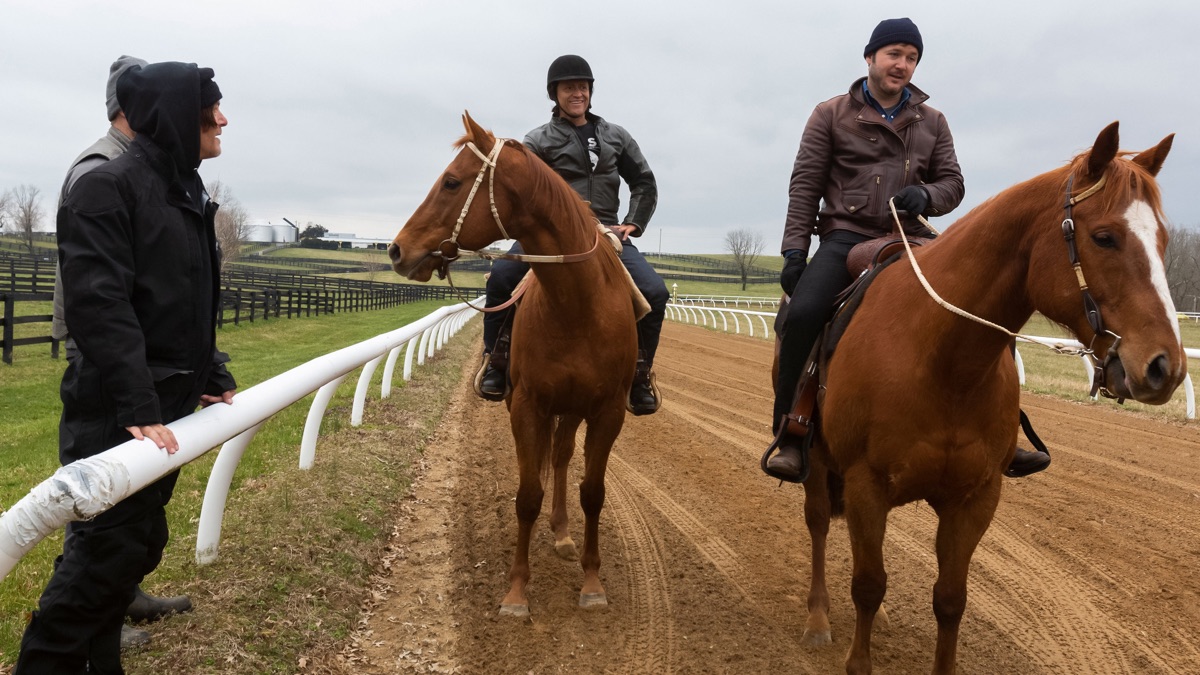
820, 253, 902, 378
598, 222, 651, 321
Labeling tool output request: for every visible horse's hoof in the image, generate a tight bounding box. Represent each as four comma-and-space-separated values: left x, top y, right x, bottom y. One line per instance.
578, 593, 608, 610
499, 603, 530, 618
555, 538, 579, 560
801, 629, 832, 646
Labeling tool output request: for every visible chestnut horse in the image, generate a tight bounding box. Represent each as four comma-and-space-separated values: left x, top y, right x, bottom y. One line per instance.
789, 122, 1183, 674
388, 113, 638, 617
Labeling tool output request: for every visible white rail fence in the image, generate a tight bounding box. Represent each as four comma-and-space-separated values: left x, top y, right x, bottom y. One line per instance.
666, 302, 1199, 420
0, 300, 481, 582
672, 294, 779, 309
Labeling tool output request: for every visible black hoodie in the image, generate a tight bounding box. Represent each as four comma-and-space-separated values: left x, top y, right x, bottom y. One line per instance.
57, 61, 235, 429
118, 61, 210, 211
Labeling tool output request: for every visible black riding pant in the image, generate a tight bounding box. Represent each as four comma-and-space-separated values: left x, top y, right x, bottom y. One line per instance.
772, 230, 872, 431
482, 238, 669, 366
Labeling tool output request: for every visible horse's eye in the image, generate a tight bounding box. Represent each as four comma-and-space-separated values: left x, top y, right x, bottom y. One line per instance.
1091, 232, 1117, 249
443, 177, 462, 190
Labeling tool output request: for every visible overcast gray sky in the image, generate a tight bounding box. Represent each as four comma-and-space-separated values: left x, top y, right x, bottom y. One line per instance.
2, 0, 1196, 255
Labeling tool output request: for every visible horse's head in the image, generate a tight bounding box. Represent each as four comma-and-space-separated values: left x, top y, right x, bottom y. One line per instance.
1030, 121, 1184, 404
388, 112, 522, 281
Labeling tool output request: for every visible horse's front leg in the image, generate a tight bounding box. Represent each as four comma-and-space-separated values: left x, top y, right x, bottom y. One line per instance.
843, 466, 890, 675
549, 415, 583, 560
801, 456, 833, 646
929, 478, 1000, 674
500, 399, 552, 617
577, 406, 625, 609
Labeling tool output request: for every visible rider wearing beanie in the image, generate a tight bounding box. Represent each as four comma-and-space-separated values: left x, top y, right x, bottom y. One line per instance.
766, 18, 965, 481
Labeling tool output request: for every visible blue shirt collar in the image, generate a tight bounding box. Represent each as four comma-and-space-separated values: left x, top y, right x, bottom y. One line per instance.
862, 80, 911, 122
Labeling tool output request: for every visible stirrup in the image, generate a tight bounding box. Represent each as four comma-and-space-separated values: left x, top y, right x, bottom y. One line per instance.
473, 353, 508, 402
760, 417, 812, 484
627, 371, 661, 415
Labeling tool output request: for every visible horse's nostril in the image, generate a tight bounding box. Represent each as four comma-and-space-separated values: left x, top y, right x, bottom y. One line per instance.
1146, 353, 1169, 389
387, 243, 401, 263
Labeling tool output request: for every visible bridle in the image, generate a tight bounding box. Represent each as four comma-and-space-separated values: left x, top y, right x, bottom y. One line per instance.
424, 138, 601, 312
1060, 173, 1123, 400
892, 171, 1123, 400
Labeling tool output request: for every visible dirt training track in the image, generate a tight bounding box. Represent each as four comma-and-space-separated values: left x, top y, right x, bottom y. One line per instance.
334, 322, 1200, 674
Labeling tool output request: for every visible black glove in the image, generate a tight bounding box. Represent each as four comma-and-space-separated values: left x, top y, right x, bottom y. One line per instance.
893, 185, 930, 216
780, 254, 808, 296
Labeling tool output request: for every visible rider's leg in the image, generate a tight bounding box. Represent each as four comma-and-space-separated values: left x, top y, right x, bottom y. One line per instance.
768, 231, 867, 478
479, 244, 528, 399
1006, 342, 1051, 477
618, 238, 669, 415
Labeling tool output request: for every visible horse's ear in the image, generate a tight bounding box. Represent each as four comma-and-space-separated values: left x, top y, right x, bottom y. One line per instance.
1087, 121, 1120, 179
1132, 133, 1174, 177
461, 110, 495, 154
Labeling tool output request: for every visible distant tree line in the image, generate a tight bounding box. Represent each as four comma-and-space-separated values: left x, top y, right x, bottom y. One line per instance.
1166, 225, 1200, 313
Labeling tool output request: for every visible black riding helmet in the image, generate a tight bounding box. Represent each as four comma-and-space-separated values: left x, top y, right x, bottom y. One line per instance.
546, 54, 593, 100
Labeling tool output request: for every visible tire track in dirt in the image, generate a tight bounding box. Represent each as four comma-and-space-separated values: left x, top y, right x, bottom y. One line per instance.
602, 455, 678, 674
608, 453, 751, 599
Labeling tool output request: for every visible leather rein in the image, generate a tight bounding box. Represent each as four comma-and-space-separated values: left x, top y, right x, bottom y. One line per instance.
430, 138, 601, 313
892, 172, 1124, 400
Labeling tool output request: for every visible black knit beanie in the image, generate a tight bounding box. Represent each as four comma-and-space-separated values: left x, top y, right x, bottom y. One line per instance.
199, 68, 222, 108
864, 18, 923, 62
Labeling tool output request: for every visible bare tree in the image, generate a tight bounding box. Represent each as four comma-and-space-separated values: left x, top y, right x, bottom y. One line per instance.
725, 227, 766, 291
1166, 224, 1200, 313
6, 185, 44, 255
206, 180, 252, 271
0, 189, 12, 234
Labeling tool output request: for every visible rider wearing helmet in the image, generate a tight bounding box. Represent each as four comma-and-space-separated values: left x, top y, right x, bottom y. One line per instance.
477, 54, 667, 416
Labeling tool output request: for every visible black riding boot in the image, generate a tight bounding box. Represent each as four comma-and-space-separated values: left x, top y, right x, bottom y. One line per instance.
628, 350, 661, 416
126, 585, 193, 623
475, 329, 510, 402
1005, 447, 1051, 478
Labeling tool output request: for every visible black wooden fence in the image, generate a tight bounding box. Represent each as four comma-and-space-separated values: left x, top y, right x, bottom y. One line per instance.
1, 253, 485, 363
1, 292, 59, 364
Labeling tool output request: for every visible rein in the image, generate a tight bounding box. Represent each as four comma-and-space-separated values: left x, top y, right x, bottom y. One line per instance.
431, 137, 603, 312
891, 173, 1123, 399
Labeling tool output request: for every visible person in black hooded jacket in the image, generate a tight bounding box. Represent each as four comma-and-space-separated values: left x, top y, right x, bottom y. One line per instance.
16, 61, 235, 675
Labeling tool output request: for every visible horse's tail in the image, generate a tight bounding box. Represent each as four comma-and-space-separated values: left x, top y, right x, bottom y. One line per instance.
827, 471, 846, 518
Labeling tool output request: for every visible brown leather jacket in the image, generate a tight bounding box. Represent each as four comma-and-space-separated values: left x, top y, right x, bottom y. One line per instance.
781, 77, 964, 254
